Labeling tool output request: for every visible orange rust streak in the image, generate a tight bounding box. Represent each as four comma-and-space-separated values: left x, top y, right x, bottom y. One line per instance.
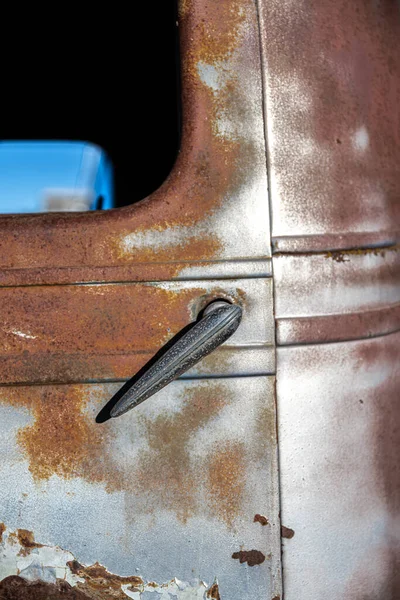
207, 442, 246, 527
16, 529, 43, 549
1, 285, 202, 354
134, 384, 229, 523
110, 235, 221, 270
191, 0, 246, 64
0, 284, 207, 384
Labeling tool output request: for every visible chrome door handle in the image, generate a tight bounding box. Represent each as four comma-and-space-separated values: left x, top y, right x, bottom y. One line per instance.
110, 300, 242, 418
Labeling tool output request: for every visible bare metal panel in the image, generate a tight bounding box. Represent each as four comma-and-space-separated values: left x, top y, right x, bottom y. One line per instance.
277, 331, 400, 599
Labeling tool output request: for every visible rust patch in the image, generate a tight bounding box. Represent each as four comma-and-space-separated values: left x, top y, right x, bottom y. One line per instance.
133, 383, 230, 523
0, 284, 207, 385
325, 244, 399, 263
271, 596, 281, 600
178, 0, 190, 19
16, 529, 43, 549
273, 243, 400, 259
281, 525, 295, 539
207, 582, 221, 599
254, 514, 269, 526
16, 529, 43, 556
0, 576, 88, 600
67, 561, 143, 598
0, 523, 5, 543
106, 0, 249, 269
232, 549, 266, 567
207, 441, 246, 527
193, 0, 245, 64
0, 386, 122, 489
111, 234, 221, 275
0, 379, 250, 525
16, 388, 107, 482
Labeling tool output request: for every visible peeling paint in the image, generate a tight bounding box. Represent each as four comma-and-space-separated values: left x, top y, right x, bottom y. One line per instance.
0, 524, 5, 544
206, 582, 221, 599
0, 526, 221, 599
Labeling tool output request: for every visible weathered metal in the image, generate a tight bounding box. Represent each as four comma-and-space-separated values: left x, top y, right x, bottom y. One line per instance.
277, 331, 400, 599
274, 246, 400, 345
0, 524, 216, 598
256, 1, 400, 598
0, 278, 274, 385
0, 377, 281, 599
0, 0, 270, 287
0, 1, 280, 599
0, 0, 398, 598
258, 0, 400, 253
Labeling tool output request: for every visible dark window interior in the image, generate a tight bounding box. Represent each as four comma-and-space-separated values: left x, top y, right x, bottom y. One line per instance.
0, 3, 180, 208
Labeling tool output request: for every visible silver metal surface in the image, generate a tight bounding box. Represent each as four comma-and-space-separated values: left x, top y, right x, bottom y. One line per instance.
257, 2, 400, 598
276, 331, 400, 599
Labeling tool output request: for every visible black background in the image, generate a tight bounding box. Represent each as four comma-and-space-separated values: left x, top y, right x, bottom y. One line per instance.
0, 3, 180, 207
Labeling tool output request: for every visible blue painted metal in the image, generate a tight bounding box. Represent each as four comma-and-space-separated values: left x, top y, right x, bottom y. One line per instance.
0, 141, 113, 213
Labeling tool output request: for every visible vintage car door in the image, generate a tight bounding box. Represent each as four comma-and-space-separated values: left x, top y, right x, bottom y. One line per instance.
0, 1, 399, 599
0, 1, 281, 599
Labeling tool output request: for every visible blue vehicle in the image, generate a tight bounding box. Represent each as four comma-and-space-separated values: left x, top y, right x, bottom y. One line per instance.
0, 141, 114, 213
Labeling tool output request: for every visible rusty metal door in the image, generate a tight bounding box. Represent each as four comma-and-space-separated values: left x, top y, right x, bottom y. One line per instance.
1, 1, 399, 599
0, 2, 281, 599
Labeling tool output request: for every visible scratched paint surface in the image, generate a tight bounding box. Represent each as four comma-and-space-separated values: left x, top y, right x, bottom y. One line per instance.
0, 377, 281, 599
